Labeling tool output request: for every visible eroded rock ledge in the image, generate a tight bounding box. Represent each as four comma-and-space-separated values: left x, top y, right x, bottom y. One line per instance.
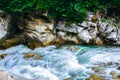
0, 12, 119, 49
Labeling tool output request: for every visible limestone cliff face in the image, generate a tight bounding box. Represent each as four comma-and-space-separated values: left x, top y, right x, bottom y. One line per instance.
0, 12, 119, 49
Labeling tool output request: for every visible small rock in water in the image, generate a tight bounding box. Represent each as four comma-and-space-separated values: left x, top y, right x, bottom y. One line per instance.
24, 53, 34, 59
24, 52, 42, 60
108, 62, 114, 66
117, 66, 120, 70
0, 53, 7, 60
86, 74, 102, 80
33, 53, 42, 60
92, 67, 100, 72
64, 77, 72, 80
66, 47, 72, 51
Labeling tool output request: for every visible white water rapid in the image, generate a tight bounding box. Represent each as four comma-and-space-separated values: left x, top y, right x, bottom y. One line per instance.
0, 45, 120, 80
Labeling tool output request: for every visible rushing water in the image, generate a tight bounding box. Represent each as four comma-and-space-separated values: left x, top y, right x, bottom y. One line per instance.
0, 45, 120, 80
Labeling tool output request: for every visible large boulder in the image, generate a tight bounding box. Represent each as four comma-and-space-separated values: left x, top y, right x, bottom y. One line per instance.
24, 18, 57, 47
78, 30, 92, 43
0, 70, 18, 80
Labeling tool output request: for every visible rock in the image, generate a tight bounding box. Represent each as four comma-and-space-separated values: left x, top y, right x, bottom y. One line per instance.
57, 31, 79, 44
33, 53, 42, 60
95, 37, 103, 45
81, 21, 89, 28
110, 71, 120, 80
0, 53, 7, 60
27, 40, 43, 49
89, 27, 98, 39
99, 22, 108, 33
0, 70, 18, 80
117, 66, 120, 70
24, 52, 42, 60
87, 22, 97, 27
86, 12, 94, 21
0, 15, 10, 39
78, 30, 92, 43
63, 35, 79, 44
86, 74, 102, 80
64, 77, 72, 80
0, 37, 22, 49
24, 53, 34, 59
58, 31, 67, 37
104, 26, 113, 33
71, 23, 84, 33
99, 71, 106, 74
107, 31, 118, 41
108, 62, 114, 66
56, 23, 83, 33
92, 67, 100, 72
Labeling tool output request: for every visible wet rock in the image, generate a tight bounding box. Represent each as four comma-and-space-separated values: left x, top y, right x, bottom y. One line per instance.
95, 37, 103, 45
64, 77, 72, 80
110, 71, 120, 80
24, 52, 42, 60
99, 71, 106, 74
33, 53, 42, 60
86, 74, 102, 80
24, 53, 34, 59
108, 62, 114, 66
92, 67, 100, 72
0, 53, 7, 60
117, 66, 120, 70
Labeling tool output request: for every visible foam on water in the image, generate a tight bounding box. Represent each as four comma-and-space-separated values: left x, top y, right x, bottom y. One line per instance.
0, 45, 87, 80
0, 45, 120, 80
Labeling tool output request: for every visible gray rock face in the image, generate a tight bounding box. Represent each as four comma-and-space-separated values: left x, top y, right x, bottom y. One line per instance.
0, 11, 120, 49
0, 15, 10, 39
26, 22, 56, 46
56, 23, 83, 33
89, 27, 98, 39
107, 32, 118, 41
78, 30, 92, 43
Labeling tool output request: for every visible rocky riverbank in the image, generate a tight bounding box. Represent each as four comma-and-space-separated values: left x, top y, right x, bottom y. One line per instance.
0, 11, 119, 49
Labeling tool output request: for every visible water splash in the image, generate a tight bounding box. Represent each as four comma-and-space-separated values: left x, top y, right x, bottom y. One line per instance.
0, 45, 120, 80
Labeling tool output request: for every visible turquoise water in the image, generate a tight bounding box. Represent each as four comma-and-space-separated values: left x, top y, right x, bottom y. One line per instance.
0, 45, 120, 80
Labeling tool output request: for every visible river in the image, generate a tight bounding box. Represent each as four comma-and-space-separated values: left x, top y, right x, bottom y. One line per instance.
0, 45, 120, 80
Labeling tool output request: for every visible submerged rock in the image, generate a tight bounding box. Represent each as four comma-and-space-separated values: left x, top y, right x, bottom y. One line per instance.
92, 67, 100, 72
64, 77, 72, 80
0, 53, 7, 60
86, 74, 102, 80
24, 52, 42, 60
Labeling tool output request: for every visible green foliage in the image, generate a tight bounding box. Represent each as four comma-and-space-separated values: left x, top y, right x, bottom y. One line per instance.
0, 0, 120, 22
